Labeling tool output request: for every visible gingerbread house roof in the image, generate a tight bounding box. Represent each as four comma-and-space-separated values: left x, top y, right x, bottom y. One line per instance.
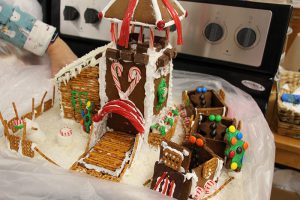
102, 0, 186, 27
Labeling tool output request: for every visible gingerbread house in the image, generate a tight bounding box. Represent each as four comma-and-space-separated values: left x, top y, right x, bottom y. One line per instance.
54, 0, 187, 180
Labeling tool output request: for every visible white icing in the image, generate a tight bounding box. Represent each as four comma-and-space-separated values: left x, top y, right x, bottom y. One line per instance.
151, 0, 162, 24
183, 149, 189, 156
213, 159, 224, 182
161, 141, 184, 160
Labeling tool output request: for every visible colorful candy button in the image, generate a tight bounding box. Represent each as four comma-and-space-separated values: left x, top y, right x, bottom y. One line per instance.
196, 138, 204, 147
209, 114, 215, 122
196, 87, 203, 93
228, 125, 236, 133
231, 162, 238, 170
229, 150, 235, 158
243, 142, 249, 150
215, 115, 222, 122
189, 135, 196, 144
236, 132, 243, 140
231, 137, 237, 145
236, 146, 243, 154
202, 87, 207, 93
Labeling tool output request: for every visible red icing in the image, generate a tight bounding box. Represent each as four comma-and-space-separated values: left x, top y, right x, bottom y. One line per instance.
118, 0, 138, 47
161, 0, 183, 45
98, 12, 103, 20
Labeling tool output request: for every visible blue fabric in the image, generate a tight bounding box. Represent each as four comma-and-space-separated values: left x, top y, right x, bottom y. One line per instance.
0, 1, 36, 48
0, 0, 14, 24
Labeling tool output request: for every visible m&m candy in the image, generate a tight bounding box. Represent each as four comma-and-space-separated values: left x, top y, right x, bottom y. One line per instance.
189, 135, 197, 144
243, 142, 249, 150
196, 87, 203, 93
215, 115, 222, 122
236, 132, 243, 140
231, 137, 237, 145
228, 125, 236, 133
229, 150, 235, 158
231, 162, 238, 170
196, 138, 204, 147
209, 114, 215, 122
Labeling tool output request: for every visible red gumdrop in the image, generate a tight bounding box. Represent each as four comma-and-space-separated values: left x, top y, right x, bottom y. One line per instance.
229, 150, 235, 158
157, 20, 165, 30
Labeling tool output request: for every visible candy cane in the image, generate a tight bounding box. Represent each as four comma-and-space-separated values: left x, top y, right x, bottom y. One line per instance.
60, 127, 72, 137
13, 119, 25, 126
125, 67, 141, 98
204, 180, 217, 194
193, 186, 205, 200
111, 62, 123, 96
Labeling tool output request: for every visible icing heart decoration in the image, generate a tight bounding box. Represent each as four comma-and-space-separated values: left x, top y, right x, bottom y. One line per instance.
111, 62, 142, 99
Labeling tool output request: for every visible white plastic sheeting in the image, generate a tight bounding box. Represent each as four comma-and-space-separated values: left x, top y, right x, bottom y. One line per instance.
0, 54, 275, 200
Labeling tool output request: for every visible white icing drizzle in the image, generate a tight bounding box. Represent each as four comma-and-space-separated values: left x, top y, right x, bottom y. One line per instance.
161, 141, 184, 160
99, 56, 108, 107
213, 159, 224, 182
151, 0, 162, 23
101, 0, 118, 16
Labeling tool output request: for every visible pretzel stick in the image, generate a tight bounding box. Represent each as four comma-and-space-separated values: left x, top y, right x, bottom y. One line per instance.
34, 147, 59, 166
203, 176, 234, 200
52, 86, 55, 106
12, 102, 19, 119
22, 123, 26, 141
32, 98, 35, 118
0, 112, 5, 127
40, 91, 48, 106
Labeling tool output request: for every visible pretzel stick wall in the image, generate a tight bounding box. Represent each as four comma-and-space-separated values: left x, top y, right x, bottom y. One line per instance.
12, 102, 19, 119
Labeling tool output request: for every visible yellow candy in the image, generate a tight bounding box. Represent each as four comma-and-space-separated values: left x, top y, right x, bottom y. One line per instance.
231, 162, 238, 170
229, 125, 236, 133
86, 101, 91, 107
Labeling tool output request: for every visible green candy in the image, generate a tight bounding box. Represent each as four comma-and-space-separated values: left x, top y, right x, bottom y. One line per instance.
159, 126, 166, 136
208, 114, 215, 122
156, 78, 168, 111
172, 109, 179, 116
215, 115, 222, 122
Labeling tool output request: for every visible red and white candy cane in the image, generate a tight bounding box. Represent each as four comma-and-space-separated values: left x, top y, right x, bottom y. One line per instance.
193, 186, 205, 200
60, 127, 72, 137
184, 117, 190, 126
13, 119, 25, 126
125, 67, 141, 98
204, 180, 217, 194
111, 62, 124, 96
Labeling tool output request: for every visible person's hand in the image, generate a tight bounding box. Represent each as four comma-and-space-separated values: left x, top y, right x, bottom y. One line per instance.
47, 37, 77, 76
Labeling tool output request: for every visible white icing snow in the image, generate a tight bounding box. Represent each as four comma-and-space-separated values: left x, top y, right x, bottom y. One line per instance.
32, 104, 89, 169
213, 159, 224, 182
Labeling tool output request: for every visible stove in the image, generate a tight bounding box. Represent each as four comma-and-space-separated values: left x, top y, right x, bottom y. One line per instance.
40, 0, 292, 112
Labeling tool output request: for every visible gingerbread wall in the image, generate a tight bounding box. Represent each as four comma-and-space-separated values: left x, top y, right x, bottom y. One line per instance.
60, 67, 100, 122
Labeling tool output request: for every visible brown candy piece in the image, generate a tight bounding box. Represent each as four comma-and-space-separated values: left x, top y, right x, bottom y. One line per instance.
157, 54, 170, 67
155, 43, 163, 52
164, 48, 177, 59
106, 48, 120, 59
120, 50, 134, 61
136, 43, 149, 54
134, 53, 149, 65
95, 52, 103, 60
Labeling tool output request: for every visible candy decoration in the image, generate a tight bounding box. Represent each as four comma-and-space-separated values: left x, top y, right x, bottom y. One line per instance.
162, 0, 183, 45
231, 162, 238, 170
236, 146, 243, 154
111, 62, 124, 96
98, 12, 103, 21
13, 119, 25, 129
156, 78, 168, 111
150, 27, 154, 48
156, 20, 165, 30
204, 180, 216, 194
125, 67, 142, 97
193, 186, 205, 200
110, 22, 116, 42
196, 138, 204, 147
229, 150, 235, 158
71, 90, 88, 113
215, 115, 222, 122
202, 87, 207, 93
210, 122, 217, 129
189, 135, 197, 144
196, 87, 203, 93
118, 0, 138, 47
184, 117, 190, 126
228, 125, 236, 133
60, 127, 72, 136
210, 129, 217, 137
208, 114, 215, 122
236, 132, 243, 140
139, 26, 144, 43
243, 142, 249, 150
93, 99, 145, 134
231, 137, 237, 145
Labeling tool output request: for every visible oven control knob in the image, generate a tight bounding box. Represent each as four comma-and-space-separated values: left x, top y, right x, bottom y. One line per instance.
84, 8, 99, 24
204, 23, 224, 42
63, 6, 80, 21
236, 28, 257, 48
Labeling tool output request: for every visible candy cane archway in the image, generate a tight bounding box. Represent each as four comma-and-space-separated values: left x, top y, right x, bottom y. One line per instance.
92, 99, 145, 134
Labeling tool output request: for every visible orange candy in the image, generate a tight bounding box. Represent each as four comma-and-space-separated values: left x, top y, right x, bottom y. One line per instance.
231, 137, 237, 145
196, 138, 204, 147
243, 142, 249, 150
189, 135, 197, 144
80, 119, 84, 125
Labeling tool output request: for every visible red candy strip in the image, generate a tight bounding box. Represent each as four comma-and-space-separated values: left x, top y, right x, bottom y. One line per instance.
110, 22, 115, 42
118, 0, 138, 47
154, 172, 167, 190
162, 0, 183, 45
